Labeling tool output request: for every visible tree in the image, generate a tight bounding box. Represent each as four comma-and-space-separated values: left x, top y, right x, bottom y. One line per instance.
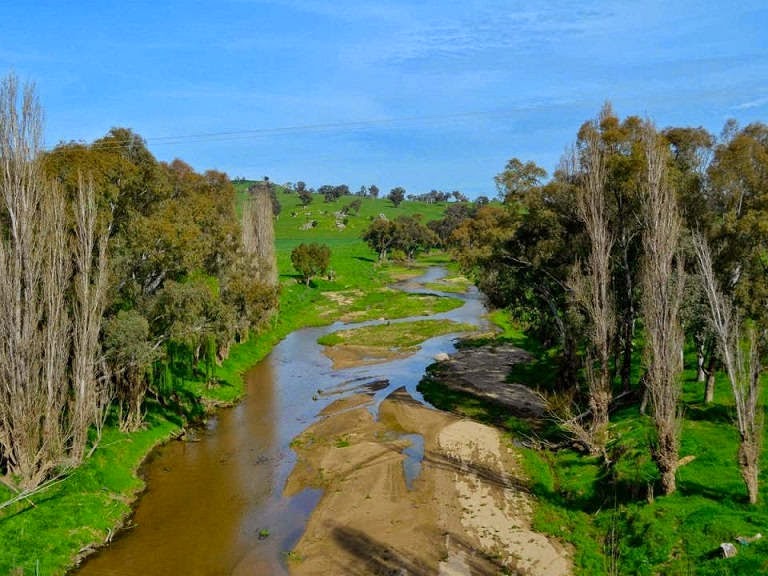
640, 123, 685, 496
694, 233, 763, 504
429, 202, 474, 247
388, 186, 406, 207
362, 217, 397, 261
70, 175, 111, 460
369, 184, 379, 199
0, 75, 110, 488
242, 181, 278, 287
298, 188, 313, 206
103, 310, 157, 432
392, 215, 438, 260
347, 198, 362, 215
318, 184, 349, 203
568, 119, 615, 455
494, 158, 547, 201
291, 243, 331, 286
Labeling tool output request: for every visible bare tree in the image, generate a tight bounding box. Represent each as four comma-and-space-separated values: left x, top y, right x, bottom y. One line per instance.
69, 174, 111, 461
0, 75, 71, 489
242, 181, 278, 288
0, 75, 110, 489
570, 123, 615, 454
639, 123, 685, 496
693, 233, 763, 503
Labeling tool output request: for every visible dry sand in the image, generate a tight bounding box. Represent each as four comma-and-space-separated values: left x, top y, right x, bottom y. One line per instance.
285, 390, 571, 576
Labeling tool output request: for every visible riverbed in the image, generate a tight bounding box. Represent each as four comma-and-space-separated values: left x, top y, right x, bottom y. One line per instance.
74, 268, 492, 575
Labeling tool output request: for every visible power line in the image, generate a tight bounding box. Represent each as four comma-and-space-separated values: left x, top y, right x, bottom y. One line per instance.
55, 102, 575, 152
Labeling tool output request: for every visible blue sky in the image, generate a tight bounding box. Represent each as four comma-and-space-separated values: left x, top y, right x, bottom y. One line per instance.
3, 1, 767, 198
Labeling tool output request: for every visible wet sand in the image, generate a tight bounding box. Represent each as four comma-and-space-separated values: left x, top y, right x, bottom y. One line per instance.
285, 390, 571, 576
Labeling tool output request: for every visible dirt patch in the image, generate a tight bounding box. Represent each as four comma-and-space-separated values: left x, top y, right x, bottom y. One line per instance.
286, 391, 571, 575
323, 344, 412, 370
428, 344, 547, 417
323, 290, 363, 307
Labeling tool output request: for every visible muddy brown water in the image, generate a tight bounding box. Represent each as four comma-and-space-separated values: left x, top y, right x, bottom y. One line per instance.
74, 268, 488, 576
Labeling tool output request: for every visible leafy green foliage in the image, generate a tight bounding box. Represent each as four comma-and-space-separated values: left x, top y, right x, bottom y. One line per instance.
387, 186, 406, 207
290, 242, 331, 286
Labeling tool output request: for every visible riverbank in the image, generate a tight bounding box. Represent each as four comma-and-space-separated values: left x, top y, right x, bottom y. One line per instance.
0, 255, 462, 576
285, 389, 571, 575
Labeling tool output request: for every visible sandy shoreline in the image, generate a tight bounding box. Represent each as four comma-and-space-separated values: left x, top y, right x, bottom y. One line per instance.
285, 389, 571, 575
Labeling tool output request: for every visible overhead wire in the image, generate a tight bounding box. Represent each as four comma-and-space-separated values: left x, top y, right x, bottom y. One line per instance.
52, 102, 572, 152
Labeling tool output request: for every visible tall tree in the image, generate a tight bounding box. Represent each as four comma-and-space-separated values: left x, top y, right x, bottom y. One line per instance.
69, 176, 111, 460
243, 181, 278, 288
694, 233, 763, 503
639, 123, 685, 496
569, 120, 615, 454
0, 75, 111, 488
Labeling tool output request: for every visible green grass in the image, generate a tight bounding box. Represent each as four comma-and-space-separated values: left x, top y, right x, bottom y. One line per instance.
0, 409, 177, 575
318, 319, 476, 349
0, 185, 453, 575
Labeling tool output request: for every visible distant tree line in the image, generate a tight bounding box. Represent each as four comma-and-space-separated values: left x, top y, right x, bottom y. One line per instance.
282, 180, 472, 207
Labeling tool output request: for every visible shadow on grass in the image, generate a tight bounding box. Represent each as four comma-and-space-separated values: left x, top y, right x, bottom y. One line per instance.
684, 402, 734, 425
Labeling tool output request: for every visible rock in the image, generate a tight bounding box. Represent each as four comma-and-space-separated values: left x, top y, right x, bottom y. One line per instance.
434, 352, 450, 362
720, 542, 738, 558
425, 343, 545, 417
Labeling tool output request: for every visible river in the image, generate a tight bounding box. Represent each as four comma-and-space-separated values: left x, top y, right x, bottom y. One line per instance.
75, 267, 489, 575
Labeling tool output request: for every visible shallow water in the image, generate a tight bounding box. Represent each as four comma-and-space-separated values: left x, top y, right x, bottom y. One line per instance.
74, 268, 488, 575
400, 433, 425, 490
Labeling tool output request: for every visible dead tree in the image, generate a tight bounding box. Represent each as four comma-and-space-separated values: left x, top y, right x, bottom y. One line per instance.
693, 233, 763, 503
69, 175, 111, 461
639, 123, 685, 496
570, 124, 615, 454
0, 75, 110, 489
0, 75, 71, 489
243, 181, 278, 288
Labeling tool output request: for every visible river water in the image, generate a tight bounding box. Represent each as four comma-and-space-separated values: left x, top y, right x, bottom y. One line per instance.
75, 268, 488, 575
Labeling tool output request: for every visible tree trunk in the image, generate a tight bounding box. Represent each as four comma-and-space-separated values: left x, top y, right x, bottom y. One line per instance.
660, 466, 677, 496
620, 318, 634, 393
695, 336, 706, 382
739, 441, 760, 504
